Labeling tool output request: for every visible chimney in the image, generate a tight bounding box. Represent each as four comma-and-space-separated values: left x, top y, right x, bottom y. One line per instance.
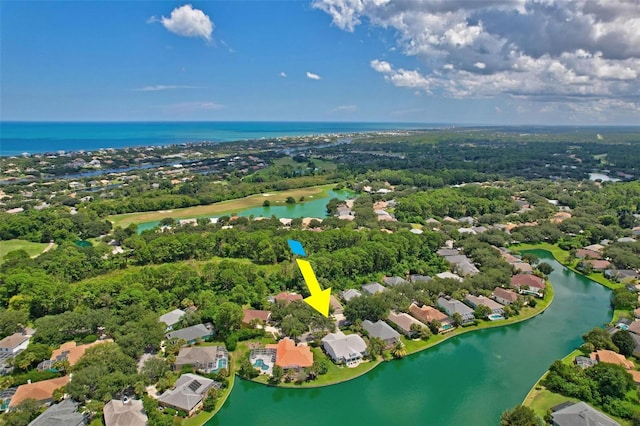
122, 396, 130, 405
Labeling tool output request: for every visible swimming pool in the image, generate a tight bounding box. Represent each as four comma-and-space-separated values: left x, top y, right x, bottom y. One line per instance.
618, 323, 629, 330
488, 314, 505, 321
441, 323, 454, 331
253, 359, 269, 371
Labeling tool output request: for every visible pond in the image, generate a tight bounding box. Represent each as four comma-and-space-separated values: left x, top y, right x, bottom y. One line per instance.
207, 250, 612, 426
136, 189, 352, 233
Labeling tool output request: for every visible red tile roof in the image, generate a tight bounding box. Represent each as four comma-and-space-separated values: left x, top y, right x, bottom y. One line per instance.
409, 303, 449, 324
590, 350, 634, 369
576, 249, 602, 259
50, 340, 111, 366
274, 292, 304, 303
271, 338, 313, 369
10, 376, 70, 407
242, 309, 271, 325
511, 274, 545, 290
493, 287, 519, 303
584, 259, 611, 270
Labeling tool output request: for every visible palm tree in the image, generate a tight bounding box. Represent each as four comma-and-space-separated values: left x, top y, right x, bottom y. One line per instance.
391, 341, 406, 359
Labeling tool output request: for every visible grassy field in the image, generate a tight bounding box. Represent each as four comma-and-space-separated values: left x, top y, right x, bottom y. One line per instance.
109, 184, 339, 228
0, 239, 50, 263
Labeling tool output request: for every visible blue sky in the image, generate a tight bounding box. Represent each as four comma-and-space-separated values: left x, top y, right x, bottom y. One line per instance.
2, 1, 639, 124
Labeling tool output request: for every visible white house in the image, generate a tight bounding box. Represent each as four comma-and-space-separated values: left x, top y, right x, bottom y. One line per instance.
321, 331, 367, 367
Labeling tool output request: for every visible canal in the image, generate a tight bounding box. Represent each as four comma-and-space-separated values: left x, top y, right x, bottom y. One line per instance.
206, 250, 612, 426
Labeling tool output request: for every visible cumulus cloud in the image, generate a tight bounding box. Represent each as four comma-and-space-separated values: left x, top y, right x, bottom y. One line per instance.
314, 0, 640, 119
280, 72, 287, 78
134, 85, 197, 92
152, 4, 214, 41
306, 71, 322, 80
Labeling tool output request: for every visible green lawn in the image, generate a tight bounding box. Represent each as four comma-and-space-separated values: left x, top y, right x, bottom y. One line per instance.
108, 184, 339, 228
0, 239, 50, 263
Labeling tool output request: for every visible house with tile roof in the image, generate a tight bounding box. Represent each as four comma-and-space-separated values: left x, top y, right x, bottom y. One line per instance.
581, 259, 612, 271
437, 296, 475, 324
165, 323, 213, 346
512, 262, 534, 274
361, 282, 387, 296
409, 274, 432, 283
387, 311, 427, 337
576, 249, 603, 259
103, 398, 147, 426
28, 399, 87, 426
408, 303, 454, 332
511, 274, 545, 297
435, 271, 464, 282
551, 401, 620, 426
9, 375, 69, 409
273, 292, 304, 304
268, 338, 313, 370
362, 320, 400, 348
241, 309, 271, 327
464, 295, 505, 317
38, 340, 111, 371
321, 331, 367, 367
589, 350, 635, 369
158, 373, 220, 416
492, 287, 519, 305
0, 332, 30, 356
175, 346, 228, 374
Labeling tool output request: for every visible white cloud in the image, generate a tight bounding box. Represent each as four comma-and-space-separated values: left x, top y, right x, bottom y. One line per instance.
331, 105, 357, 113
134, 85, 197, 92
280, 72, 287, 78
306, 71, 321, 80
164, 101, 224, 113
153, 4, 214, 41
315, 0, 640, 121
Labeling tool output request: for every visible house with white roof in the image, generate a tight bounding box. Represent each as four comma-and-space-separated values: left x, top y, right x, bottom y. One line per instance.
321, 331, 367, 367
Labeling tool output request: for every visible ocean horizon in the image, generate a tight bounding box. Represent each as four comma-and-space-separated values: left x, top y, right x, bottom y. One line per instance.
0, 121, 449, 156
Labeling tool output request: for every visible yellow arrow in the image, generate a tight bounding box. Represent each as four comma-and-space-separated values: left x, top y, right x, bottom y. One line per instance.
295, 259, 331, 317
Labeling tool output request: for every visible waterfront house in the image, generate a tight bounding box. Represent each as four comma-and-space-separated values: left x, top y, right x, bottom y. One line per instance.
580, 259, 611, 271
387, 311, 427, 337
159, 308, 186, 331
175, 346, 228, 374
464, 295, 505, 317
341, 289, 362, 302
605, 269, 639, 283
9, 376, 69, 410
408, 303, 454, 332
511, 274, 545, 297
321, 331, 367, 367
165, 323, 213, 346
492, 287, 519, 305
512, 262, 534, 274
158, 373, 220, 416
361, 282, 387, 296
362, 320, 400, 348
551, 401, 620, 426
576, 249, 603, 259
574, 356, 597, 369
437, 296, 475, 324
269, 337, 313, 370
29, 399, 87, 426
589, 350, 634, 369
103, 398, 147, 426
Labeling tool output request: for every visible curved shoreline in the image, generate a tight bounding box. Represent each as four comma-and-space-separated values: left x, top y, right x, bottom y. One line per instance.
247, 279, 554, 390
520, 247, 616, 409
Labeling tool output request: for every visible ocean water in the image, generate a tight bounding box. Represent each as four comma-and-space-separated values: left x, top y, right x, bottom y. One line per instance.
0, 121, 444, 156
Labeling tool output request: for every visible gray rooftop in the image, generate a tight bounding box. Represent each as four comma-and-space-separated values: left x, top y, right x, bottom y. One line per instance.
361, 282, 387, 295
362, 320, 400, 341
166, 323, 212, 343
341, 289, 362, 302
437, 297, 475, 317
103, 398, 147, 426
322, 332, 367, 361
383, 276, 409, 287
159, 309, 186, 327
29, 399, 87, 426
158, 373, 219, 412
552, 401, 620, 426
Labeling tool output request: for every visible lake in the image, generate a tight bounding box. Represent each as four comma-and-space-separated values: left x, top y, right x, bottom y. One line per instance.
137, 189, 353, 233
206, 250, 612, 426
